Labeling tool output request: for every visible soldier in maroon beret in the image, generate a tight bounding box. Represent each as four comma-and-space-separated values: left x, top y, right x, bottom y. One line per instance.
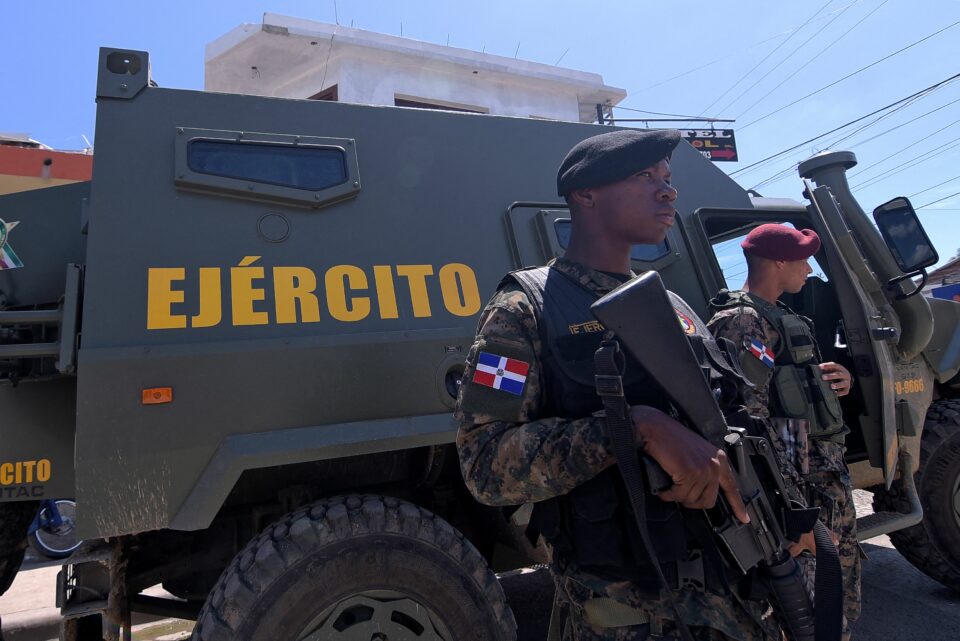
708, 223, 860, 640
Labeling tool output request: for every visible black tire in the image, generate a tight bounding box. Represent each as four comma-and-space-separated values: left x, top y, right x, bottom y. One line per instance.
192, 495, 517, 641
873, 399, 960, 591
0, 501, 40, 595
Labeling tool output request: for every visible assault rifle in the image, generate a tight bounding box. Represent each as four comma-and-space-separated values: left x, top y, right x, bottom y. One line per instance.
590, 271, 841, 641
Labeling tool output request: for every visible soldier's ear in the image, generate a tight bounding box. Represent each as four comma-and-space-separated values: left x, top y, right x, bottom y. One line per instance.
567, 187, 596, 211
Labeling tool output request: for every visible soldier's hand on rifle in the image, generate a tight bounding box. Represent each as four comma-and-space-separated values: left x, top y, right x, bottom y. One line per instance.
819, 362, 853, 397
630, 406, 750, 524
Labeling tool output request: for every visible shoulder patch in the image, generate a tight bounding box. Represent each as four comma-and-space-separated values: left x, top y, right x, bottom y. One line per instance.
746, 338, 775, 368
473, 351, 529, 395
457, 336, 537, 423
675, 309, 696, 335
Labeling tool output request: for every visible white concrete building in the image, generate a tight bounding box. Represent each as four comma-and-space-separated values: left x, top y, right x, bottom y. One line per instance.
206, 13, 626, 123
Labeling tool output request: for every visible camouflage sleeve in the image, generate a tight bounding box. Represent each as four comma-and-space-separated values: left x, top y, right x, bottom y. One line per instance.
707, 306, 777, 419
454, 285, 616, 506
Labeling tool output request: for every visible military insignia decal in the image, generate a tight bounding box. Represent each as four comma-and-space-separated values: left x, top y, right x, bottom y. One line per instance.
675, 310, 696, 335
0, 220, 23, 270
747, 338, 775, 368
473, 351, 529, 395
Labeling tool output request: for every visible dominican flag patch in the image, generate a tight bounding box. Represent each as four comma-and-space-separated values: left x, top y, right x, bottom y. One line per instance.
473, 352, 530, 395
748, 339, 775, 368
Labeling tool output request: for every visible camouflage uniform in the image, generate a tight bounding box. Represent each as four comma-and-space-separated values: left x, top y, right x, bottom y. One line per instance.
456, 258, 780, 641
707, 301, 861, 638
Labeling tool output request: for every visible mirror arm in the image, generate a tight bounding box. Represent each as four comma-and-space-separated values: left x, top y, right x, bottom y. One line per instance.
886, 269, 927, 301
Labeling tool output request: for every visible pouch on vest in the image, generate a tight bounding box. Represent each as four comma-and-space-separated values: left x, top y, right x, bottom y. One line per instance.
773, 365, 809, 418
780, 315, 816, 364
806, 364, 845, 437
569, 474, 624, 570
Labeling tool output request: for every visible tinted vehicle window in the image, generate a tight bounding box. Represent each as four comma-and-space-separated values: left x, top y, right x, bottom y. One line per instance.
188, 140, 348, 191
554, 219, 669, 262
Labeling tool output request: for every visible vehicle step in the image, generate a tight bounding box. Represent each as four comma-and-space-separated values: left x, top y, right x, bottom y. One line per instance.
858, 509, 920, 541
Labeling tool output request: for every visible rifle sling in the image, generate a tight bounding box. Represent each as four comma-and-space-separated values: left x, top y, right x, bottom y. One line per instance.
814, 519, 844, 641
594, 340, 697, 641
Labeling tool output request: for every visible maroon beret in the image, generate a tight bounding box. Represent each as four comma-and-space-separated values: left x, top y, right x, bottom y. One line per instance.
741, 224, 821, 261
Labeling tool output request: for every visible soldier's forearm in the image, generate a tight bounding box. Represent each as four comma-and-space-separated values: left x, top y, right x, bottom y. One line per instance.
456, 416, 615, 505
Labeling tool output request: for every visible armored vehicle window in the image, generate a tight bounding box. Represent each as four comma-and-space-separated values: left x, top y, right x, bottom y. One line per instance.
554, 219, 669, 262
711, 224, 828, 288
187, 141, 348, 191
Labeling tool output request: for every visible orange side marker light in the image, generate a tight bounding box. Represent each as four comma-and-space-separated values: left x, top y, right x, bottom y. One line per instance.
142, 387, 173, 405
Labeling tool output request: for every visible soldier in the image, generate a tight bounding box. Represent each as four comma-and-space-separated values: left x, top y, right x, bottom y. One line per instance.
707, 224, 860, 639
455, 129, 788, 641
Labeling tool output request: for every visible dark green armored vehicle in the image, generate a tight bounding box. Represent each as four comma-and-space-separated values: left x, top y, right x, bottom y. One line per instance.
1, 48, 959, 640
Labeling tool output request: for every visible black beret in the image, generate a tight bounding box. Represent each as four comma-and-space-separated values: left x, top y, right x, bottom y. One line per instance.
557, 129, 681, 196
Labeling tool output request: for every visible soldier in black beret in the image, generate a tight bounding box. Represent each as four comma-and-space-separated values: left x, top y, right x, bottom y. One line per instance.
456, 129, 786, 641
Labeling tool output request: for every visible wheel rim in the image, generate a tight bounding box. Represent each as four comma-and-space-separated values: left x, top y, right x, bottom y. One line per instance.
296, 590, 452, 641
35, 501, 81, 555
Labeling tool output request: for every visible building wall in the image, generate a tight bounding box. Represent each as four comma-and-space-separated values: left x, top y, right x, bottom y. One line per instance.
206, 17, 624, 122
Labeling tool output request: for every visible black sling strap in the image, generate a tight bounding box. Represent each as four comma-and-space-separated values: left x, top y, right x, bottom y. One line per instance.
594, 340, 698, 641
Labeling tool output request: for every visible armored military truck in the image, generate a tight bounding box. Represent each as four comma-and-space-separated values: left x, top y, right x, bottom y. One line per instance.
1, 48, 959, 640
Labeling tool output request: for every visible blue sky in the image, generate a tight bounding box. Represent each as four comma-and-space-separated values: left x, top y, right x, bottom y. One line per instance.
5, 1, 959, 268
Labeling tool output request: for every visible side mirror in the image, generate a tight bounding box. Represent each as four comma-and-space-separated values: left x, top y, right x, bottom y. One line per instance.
873, 197, 939, 273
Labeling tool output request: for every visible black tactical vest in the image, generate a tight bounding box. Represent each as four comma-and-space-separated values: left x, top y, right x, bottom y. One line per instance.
710, 289, 845, 441
506, 266, 740, 592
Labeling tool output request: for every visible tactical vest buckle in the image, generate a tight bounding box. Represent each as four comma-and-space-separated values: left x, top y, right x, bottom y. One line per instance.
594, 374, 624, 397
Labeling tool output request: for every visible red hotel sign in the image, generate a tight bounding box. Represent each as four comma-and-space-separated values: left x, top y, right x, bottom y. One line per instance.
679, 129, 738, 162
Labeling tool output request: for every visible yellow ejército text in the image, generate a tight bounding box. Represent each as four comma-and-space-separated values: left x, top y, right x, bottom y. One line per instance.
147, 257, 483, 330
0, 460, 51, 486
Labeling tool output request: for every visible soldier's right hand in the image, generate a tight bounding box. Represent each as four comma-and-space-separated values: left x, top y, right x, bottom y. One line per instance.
630, 406, 750, 523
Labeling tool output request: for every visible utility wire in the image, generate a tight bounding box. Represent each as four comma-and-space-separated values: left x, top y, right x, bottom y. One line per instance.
852, 136, 960, 191
697, 0, 834, 117
815, 91, 928, 151
635, 0, 863, 93
843, 97, 960, 162
750, 98, 952, 192
718, 0, 857, 117
910, 174, 960, 199
740, 19, 960, 130
613, 105, 721, 120
736, 0, 890, 120
730, 71, 960, 177
917, 190, 960, 209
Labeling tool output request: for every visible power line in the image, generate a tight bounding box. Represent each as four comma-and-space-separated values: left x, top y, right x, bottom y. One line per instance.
852, 135, 960, 191
718, 0, 857, 117
910, 173, 960, 199
635, 0, 864, 93
730, 71, 960, 177
612, 105, 726, 120
842, 97, 960, 161
749, 96, 957, 191
740, 19, 960, 130
735, 0, 890, 120
697, 0, 834, 117
917, 190, 960, 209
815, 90, 928, 150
